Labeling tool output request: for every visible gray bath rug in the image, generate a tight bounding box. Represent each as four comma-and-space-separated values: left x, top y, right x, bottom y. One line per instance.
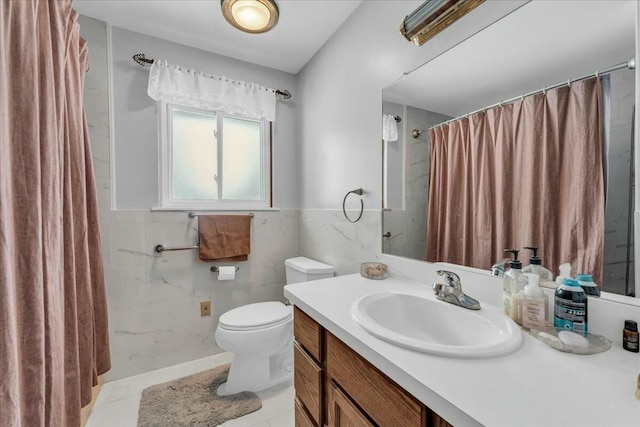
137, 363, 262, 427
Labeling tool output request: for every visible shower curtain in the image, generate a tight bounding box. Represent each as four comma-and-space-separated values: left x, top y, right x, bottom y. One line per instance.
425, 77, 604, 283
0, 1, 111, 426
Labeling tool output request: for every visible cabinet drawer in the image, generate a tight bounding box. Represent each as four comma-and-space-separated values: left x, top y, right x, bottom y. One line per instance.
294, 342, 323, 426
295, 398, 316, 427
326, 332, 425, 427
294, 306, 323, 362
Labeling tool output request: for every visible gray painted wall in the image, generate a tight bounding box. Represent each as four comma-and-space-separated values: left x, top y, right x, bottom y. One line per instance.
111, 27, 299, 209
382, 101, 404, 210
295, 1, 528, 210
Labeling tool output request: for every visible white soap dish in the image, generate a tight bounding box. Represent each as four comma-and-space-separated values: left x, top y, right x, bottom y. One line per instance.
530, 326, 611, 355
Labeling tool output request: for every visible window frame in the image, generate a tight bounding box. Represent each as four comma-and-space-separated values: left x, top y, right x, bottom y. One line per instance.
158, 101, 272, 210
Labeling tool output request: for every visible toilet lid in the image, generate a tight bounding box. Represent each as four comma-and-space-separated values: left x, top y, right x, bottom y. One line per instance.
219, 302, 292, 330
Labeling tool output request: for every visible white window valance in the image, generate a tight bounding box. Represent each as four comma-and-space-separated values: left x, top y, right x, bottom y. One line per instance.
147, 60, 277, 121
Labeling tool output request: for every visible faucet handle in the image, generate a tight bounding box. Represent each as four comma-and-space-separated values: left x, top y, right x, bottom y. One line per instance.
436, 270, 461, 289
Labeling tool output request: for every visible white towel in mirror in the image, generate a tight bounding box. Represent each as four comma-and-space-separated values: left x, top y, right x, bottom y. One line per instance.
382, 114, 398, 142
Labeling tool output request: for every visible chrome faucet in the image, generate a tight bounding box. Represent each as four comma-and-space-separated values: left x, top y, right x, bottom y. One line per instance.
433, 270, 481, 310
491, 258, 510, 277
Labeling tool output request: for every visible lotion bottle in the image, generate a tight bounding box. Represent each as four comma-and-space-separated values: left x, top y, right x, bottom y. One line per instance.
522, 273, 548, 330
503, 249, 525, 324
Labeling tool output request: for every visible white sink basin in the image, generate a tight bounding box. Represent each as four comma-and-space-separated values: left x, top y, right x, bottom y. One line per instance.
352, 291, 522, 358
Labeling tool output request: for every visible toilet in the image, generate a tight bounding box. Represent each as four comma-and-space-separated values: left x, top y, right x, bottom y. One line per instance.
214, 256, 335, 395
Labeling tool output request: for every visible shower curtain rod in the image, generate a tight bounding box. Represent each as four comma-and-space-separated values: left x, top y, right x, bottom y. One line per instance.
132, 53, 292, 99
412, 57, 636, 138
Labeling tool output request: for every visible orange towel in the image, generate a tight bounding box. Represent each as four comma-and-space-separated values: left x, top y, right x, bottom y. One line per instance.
198, 215, 251, 261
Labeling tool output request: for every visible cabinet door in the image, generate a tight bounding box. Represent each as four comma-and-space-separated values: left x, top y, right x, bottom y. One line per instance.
326, 333, 424, 426
327, 381, 375, 427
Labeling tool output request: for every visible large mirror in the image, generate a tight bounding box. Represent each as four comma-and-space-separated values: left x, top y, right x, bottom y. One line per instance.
382, 0, 636, 297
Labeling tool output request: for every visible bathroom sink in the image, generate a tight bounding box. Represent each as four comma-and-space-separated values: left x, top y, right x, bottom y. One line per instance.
351, 291, 522, 357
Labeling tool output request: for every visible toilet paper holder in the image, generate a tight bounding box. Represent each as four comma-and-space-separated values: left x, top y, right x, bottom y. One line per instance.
210, 266, 240, 273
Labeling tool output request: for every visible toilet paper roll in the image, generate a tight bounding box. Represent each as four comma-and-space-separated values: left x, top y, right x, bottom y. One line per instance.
217, 266, 236, 281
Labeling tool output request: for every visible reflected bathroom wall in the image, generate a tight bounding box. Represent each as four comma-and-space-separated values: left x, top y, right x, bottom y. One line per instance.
383, 103, 451, 260
603, 68, 636, 295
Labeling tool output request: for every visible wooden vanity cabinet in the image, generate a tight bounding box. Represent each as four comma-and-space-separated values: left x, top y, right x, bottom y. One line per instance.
293, 306, 453, 427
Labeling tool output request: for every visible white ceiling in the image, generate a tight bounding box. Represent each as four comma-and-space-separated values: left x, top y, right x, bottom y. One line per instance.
74, 0, 362, 74
383, 0, 636, 117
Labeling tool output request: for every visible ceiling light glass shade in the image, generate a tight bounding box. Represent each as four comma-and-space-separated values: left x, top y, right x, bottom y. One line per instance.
400, 0, 485, 46
221, 0, 279, 34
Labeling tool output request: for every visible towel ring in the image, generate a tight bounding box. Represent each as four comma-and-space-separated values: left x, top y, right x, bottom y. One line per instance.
343, 188, 364, 223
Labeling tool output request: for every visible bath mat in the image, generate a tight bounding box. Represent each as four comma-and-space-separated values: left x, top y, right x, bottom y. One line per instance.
137, 364, 262, 427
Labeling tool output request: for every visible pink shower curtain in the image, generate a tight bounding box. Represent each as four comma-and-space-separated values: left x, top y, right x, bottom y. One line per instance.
0, 1, 111, 426
426, 77, 604, 283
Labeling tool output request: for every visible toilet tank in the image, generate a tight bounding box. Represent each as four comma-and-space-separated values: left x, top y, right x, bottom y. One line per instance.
285, 257, 335, 284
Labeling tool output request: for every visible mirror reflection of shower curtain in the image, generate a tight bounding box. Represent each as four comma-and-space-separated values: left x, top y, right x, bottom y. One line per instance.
425, 77, 605, 283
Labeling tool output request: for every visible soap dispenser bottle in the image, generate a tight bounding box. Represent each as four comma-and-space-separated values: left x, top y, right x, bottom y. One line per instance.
503, 249, 525, 325
522, 246, 554, 288
576, 274, 601, 297
555, 263, 572, 285
522, 273, 549, 330
554, 278, 588, 335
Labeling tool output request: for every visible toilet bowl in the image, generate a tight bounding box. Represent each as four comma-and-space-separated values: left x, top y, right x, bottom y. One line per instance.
215, 301, 293, 395
214, 256, 335, 395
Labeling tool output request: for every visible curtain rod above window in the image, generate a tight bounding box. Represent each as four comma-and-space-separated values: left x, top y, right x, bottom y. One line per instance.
132, 53, 292, 100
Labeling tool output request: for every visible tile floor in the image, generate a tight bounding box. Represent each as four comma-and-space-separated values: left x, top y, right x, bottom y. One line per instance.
86, 352, 294, 427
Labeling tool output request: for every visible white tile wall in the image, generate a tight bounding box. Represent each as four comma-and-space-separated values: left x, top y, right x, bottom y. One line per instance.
298, 209, 381, 275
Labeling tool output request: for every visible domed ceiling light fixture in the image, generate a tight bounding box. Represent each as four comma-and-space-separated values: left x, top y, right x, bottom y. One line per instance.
221, 0, 279, 34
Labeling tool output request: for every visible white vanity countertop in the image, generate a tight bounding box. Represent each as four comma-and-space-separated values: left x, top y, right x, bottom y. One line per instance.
284, 274, 640, 427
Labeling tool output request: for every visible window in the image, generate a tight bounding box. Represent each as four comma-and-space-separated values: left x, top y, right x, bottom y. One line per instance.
159, 102, 271, 209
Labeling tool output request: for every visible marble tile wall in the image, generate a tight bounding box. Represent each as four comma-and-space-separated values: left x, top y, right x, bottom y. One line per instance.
80, 17, 299, 381
298, 210, 381, 275
104, 210, 298, 379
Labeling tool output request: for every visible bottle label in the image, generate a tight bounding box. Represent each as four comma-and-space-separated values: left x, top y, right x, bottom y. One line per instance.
554, 296, 587, 333
523, 300, 546, 330
503, 290, 513, 317
623, 330, 639, 352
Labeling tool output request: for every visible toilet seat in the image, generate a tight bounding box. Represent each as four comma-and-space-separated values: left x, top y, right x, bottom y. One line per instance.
219, 301, 292, 331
